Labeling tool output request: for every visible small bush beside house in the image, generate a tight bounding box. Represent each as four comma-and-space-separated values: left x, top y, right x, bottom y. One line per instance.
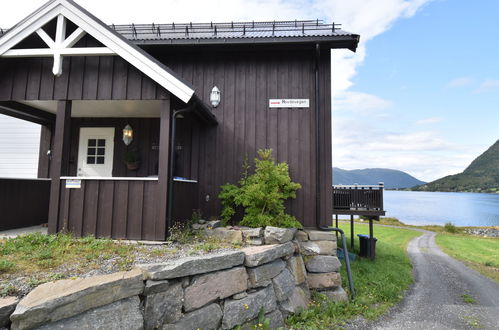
219, 149, 302, 229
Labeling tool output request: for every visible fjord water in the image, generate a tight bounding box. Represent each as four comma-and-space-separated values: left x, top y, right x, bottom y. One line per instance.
384, 190, 499, 227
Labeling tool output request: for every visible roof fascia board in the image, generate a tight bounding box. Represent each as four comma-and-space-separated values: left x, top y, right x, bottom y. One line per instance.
0, 0, 195, 103
132, 35, 359, 48
0, 2, 60, 54
57, 4, 194, 103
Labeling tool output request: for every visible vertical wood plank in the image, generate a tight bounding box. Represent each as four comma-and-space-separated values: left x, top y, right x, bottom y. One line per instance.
26, 59, 42, 100
126, 66, 142, 100
300, 53, 313, 226
112, 57, 128, 99
83, 180, 99, 236
126, 181, 144, 239
68, 56, 85, 100
53, 59, 71, 100
112, 180, 129, 239
96, 180, 114, 238
142, 181, 158, 241
141, 76, 157, 100
11, 60, 29, 100
83, 57, 99, 99
39, 58, 55, 100
69, 180, 85, 237
60, 183, 70, 232
97, 57, 114, 100
0, 60, 14, 100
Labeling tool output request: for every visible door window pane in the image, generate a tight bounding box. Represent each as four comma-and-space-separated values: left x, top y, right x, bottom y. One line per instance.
86, 138, 106, 165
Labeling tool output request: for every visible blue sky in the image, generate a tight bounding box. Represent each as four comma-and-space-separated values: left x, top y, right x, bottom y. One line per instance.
1, 0, 496, 181
332, 0, 499, 181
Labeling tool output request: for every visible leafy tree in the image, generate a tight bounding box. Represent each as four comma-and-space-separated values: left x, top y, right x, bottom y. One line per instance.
219, 149, 302, 228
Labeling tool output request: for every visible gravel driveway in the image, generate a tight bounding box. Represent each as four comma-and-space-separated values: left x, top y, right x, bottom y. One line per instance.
372, 229, 499, 329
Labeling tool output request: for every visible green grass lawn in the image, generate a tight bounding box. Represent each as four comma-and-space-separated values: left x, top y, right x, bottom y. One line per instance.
287, 223, 422, 329
436, 233, 499, 283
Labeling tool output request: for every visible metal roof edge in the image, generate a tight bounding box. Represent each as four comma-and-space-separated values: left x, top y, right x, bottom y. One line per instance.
130, 34, 359, 51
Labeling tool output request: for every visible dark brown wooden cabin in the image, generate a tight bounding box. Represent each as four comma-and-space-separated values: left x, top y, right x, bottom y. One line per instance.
0, 0, 364, 240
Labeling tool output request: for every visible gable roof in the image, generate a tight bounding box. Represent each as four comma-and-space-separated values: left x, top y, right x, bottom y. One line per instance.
0, 0, 195, 103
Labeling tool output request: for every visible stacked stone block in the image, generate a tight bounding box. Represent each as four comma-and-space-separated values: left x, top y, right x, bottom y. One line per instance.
4, 226, 347, 329
298, 229, 348, 301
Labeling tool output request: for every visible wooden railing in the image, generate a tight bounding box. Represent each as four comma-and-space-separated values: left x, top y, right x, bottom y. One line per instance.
57, 177, 199, 240
0, 178, 51, 230
333, 183, 385, 216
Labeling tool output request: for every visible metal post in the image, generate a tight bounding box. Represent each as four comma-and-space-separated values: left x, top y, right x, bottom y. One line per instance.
369, 218, 374, 260
350, 215, 354, 251
335, 214, 339, 240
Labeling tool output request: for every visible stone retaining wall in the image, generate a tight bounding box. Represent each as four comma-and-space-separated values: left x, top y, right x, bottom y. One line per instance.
1, 228, 346, 330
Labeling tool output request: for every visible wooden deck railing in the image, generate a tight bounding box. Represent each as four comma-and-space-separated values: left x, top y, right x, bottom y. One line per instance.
333, 183, 385, 216
58, 177, 199, 240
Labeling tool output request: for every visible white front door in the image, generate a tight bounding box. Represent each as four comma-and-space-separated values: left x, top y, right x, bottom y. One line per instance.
77, 127, 115, 177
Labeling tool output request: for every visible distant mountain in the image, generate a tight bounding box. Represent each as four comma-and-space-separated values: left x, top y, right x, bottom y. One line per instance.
333, 167, 426, 189
413, 139, 499, 193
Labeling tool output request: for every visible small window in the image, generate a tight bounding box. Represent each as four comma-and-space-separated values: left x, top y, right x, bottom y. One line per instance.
86, 139, 105, 165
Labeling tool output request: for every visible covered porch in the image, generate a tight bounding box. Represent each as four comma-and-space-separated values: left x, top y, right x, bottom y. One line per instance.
0, 97, 215, 240
0, 95, 216, 239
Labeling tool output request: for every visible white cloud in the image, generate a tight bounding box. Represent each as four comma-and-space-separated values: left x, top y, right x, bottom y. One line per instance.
474, 79, 499, 93
334, 91, 392, 113
446, 77, 473, 88
415, 117, 443, 125
332, 117, 481, 181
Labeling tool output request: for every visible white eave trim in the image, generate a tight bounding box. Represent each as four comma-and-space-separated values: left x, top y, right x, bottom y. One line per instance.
0, 0, 195, 103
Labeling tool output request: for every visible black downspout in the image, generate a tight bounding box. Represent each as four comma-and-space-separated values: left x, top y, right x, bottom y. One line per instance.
167, 106, 194, 236
314, 43, 356, 299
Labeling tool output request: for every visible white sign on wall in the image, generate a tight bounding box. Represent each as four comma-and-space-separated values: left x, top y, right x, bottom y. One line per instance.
66, 179, 82, 189
269, 99, 310, 109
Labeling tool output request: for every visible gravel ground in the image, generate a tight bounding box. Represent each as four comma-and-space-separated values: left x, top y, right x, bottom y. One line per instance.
1, 241, 240, 299
347, 227, 499, 330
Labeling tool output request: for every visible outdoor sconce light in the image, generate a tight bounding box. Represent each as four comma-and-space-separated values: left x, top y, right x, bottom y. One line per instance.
210, 86, 221, 108
122, 124, 134, 146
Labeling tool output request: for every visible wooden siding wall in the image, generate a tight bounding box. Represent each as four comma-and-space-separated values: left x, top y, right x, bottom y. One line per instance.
0, 178, 50, 230
66, 116, 199, 180
59, 179, 162, 240
68, 118, 160, 177
0, 56, 168, 101
153, 48, 333, 227
58, 179, 198, 240
172, 182, 199, 221
174, 114, 200, 180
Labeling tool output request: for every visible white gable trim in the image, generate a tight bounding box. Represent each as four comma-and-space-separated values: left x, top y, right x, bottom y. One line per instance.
0, 0, 195, 103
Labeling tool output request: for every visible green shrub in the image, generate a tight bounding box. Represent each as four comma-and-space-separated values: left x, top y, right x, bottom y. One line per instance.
444, 222, 458, 233
219, 149, 302, 228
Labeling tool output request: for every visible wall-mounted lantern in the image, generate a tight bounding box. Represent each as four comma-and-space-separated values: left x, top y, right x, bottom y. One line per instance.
122, 124, 134, 146
210, 86, 221, 108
